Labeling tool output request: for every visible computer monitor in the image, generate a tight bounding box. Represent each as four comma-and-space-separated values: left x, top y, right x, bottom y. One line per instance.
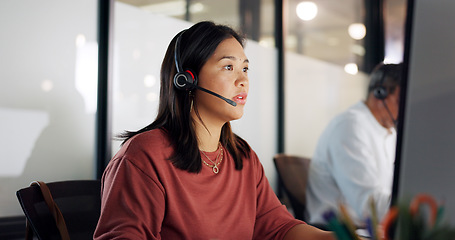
392, 0, 455, 225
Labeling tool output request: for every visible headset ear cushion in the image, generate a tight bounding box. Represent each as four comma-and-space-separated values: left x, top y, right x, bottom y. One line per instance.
174, 70, 196, 90
373, 86, 388, 100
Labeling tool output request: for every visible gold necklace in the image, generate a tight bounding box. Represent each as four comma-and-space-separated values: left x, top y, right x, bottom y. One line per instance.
200, 143, 224, 174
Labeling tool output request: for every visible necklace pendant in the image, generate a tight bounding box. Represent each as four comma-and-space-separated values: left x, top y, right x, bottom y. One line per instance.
212, 165, 219, 174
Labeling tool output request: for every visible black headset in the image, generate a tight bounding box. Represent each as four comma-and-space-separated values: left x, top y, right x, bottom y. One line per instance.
373, 66, 389, 100
171, 30, 237, 106
173, 30, 197, 91
372, 64, 398, 127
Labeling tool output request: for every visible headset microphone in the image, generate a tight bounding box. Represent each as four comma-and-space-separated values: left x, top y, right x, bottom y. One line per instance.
193, 84, 237, 106
173, 30, 237, 107
382, 101, 397, 128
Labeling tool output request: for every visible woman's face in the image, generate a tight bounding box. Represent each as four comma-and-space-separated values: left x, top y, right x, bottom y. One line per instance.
194, 37, 249, 126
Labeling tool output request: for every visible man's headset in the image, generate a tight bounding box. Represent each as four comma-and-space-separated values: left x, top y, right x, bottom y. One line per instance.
372, 65, 397, 127
172, 30, 236, 106
373, 66, 389, 100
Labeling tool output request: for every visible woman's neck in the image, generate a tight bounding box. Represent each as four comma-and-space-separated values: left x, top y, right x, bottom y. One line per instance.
194, 120, 223, 152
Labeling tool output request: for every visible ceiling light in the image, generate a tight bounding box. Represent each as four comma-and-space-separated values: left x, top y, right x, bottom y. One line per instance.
344, 63, 358, 75
190, 3, 204, 13
350, 44, 365, 56
348, 23, 366, 40
296, 2, 318, 21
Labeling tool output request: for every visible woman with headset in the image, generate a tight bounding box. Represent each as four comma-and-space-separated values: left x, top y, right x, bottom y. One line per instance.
94, 21, 334, 239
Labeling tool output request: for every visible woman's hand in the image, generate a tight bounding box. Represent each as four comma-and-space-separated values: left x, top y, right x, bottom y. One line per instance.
284, 224, 336, 240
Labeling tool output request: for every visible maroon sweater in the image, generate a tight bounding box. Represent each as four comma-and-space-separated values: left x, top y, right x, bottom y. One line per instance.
94, 129, 304, 239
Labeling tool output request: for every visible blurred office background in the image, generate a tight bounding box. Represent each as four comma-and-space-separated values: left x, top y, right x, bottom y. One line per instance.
0, 0, 406, 236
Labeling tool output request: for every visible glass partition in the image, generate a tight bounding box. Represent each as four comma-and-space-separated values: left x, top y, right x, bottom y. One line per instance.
0, 0, 98, 217
284, 0, 369, 157
284, 0, 406, 157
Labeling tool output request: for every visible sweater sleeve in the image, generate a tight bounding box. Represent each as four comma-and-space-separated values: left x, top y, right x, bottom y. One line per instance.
94, 157, 166, 240
251, 151, 305, 240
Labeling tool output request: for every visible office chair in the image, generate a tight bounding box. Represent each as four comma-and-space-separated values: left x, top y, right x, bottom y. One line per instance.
16, 180, 101, 240
273, 154, 311, 222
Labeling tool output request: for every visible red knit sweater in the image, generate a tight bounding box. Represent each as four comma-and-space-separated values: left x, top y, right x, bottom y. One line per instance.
94, 129, 304, 239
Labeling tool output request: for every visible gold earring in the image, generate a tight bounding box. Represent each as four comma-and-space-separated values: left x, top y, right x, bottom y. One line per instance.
189, 91, 194, 112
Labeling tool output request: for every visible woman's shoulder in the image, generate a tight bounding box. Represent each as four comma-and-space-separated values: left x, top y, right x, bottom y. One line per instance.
114, 128, 172, 163
125, 128, 170, 149
104, 129, 172, 191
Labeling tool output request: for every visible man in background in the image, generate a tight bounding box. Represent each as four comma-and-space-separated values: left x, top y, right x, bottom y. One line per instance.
306, 63, 403, 226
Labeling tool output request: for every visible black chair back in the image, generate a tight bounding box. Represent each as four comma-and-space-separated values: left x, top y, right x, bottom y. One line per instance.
16, 180, 101, 240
